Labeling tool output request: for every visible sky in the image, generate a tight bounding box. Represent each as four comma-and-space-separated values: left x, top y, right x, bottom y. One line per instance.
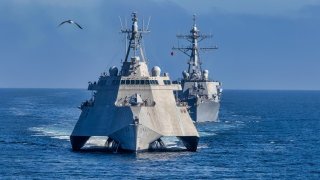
0, 0, 320, 90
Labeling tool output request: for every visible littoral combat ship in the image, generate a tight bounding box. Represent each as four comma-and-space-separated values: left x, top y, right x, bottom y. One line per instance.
172, 15, 222, 122
70, 12, 199, 152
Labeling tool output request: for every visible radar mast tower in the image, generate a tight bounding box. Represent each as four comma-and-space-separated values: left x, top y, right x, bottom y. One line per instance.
121, 12, 150, 62
173, 14, 218, 80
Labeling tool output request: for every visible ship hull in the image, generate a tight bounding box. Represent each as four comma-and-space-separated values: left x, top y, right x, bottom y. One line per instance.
180, 80, 221, 123
70, 123, 199, 152
196, 99, 220, 122
187, 98, 220, 122
108, 123, 162, 151
70, 104, 199, 152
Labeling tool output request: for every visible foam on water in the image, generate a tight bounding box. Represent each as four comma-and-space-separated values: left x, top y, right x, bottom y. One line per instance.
84, 136, 109, 147
9, 107, 30, 116
29, 126, 71, 141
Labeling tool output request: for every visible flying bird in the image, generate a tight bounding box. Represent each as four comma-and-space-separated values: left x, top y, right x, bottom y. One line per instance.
58, 20, 83, 29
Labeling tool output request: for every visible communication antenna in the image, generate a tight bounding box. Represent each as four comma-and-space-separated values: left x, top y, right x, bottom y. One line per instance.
142, 18, 145, 31
119, 16, 124, 30
146, 16, 151, 31
124, 18, 128, 30
172, 14, 218, 80
121, 12, 150, 62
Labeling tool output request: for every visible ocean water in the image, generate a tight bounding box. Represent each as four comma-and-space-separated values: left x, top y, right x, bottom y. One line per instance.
0, 89, 319, 179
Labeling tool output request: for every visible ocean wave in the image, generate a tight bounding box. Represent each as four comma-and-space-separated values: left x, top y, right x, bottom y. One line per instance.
29, 126, 72, 141
9, 107, 30, 116
84, 136, 108, 147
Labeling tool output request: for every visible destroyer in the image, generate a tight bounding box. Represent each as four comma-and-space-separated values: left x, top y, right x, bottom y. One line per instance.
70, 12, 199, 152
173, 15, 222, 122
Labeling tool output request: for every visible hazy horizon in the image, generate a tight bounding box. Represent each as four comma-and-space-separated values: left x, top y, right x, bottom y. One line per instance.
1, 0, 320, 90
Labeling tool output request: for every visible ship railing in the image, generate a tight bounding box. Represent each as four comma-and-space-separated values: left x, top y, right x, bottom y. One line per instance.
79, 99, 94, 109
172, 80, 181, 85
183, 78, 221, 83
88, 81, 98, 90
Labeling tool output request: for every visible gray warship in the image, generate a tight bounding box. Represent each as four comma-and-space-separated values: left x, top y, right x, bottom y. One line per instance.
70, 12, 199, 152
173, 15, 222, 122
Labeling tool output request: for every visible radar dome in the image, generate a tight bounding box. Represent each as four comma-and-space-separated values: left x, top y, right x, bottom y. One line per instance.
182, 70, 190, 79
109, 66, 118, 76
151, 66, 161, 77
203, 70, 209, 80
193, 26, 198, 31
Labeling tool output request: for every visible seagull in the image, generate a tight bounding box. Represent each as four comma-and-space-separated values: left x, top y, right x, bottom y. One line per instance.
58, 20, 83, 29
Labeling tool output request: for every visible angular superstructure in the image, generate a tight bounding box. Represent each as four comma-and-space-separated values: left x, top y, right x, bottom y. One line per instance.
70, 12, 199, 152
173, 15, 222, 122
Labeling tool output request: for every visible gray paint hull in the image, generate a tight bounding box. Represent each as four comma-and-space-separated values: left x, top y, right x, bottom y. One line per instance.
187, 98, 220, 122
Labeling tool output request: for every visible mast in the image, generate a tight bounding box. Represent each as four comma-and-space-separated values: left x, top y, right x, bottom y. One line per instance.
173, 14, 217, 80
121, 12, 150, 62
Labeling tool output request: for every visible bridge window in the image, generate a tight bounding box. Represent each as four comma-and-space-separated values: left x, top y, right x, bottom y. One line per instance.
120, 79, 160, 85
163, 80, 171, 85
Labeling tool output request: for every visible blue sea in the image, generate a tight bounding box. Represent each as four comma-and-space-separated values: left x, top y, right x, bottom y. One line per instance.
0, 89, 319, 179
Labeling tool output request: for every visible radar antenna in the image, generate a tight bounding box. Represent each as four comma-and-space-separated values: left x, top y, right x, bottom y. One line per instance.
121, 12, 150, 62
172, 14, 218, 80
